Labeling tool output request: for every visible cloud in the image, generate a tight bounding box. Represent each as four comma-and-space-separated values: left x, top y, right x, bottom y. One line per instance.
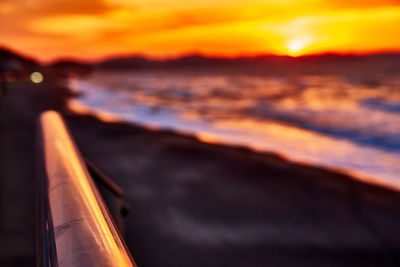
28, 6, 263, 39
324, 0, 400, 9
1, 0, 120, 17
88, 5, 299, 38
1, 0, 399, 61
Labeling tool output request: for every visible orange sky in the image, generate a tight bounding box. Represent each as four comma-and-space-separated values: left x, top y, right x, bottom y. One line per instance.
1, 0, 400, 62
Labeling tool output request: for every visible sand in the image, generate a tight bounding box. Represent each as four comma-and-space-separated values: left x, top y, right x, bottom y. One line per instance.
1, 78, 400, 266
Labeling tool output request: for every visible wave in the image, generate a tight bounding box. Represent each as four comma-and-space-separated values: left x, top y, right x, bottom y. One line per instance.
249, 100, 400, 152
68, 72, 400, 190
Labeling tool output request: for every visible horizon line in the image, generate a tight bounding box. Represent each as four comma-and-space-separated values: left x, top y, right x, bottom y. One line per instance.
1, 45, 400, 65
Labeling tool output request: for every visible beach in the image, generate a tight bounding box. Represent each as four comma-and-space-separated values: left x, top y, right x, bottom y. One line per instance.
1, 77, 400, 266
69, 70, 400, 188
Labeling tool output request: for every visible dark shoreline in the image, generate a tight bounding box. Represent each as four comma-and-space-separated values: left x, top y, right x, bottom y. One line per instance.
67, 109, 394, 193
66, 111, 400, 267
62, 85, 400, 266
66, 72, 399, 193
1, 78, 400, 266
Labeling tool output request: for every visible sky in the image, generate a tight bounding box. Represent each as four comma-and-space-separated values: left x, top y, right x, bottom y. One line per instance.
1, 0, 400, 62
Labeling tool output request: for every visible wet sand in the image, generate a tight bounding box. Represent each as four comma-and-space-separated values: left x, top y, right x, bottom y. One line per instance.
1, 78, 400, 266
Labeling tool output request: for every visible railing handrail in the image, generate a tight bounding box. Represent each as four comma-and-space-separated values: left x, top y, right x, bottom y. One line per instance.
37, 110, 136, 267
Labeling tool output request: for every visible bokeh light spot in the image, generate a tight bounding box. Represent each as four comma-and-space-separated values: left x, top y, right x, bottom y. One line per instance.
31, 72, 44, 83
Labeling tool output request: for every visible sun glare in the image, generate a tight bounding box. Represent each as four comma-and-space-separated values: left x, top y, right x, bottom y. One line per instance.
1, 1, 399, 60
285, 38, 311, 56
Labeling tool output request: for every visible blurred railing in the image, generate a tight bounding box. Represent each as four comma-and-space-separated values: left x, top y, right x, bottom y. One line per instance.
37, 110, 136, 267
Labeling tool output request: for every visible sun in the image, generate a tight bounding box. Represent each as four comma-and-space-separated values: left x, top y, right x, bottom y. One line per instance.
285, 37, 312, 56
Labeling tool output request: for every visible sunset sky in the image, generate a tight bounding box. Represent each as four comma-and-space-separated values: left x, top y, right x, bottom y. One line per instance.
1, 0, 400, 62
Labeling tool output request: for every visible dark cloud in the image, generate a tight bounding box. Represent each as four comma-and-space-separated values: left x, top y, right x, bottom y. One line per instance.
1, 0, 121, 16
39, 0, 115, 15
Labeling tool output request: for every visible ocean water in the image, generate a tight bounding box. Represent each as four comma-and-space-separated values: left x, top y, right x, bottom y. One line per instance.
68, 71, 400, 190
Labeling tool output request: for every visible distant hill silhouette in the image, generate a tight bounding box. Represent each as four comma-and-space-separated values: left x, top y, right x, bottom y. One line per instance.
0, 47, 38, 72
2, 45, 400, 75
46, 59, 93, 77
96, 53, 400, 75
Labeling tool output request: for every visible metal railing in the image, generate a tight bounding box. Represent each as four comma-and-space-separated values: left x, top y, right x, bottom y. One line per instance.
37, 110, 136, 267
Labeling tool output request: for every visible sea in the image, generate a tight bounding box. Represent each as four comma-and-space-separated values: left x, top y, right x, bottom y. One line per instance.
68, 70, 400, 190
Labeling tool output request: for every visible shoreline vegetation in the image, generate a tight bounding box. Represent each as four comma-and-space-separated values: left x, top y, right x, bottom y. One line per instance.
1, 47, 400, 266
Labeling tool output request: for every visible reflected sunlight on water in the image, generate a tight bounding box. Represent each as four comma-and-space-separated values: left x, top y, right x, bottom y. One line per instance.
68, 71, 400, 190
